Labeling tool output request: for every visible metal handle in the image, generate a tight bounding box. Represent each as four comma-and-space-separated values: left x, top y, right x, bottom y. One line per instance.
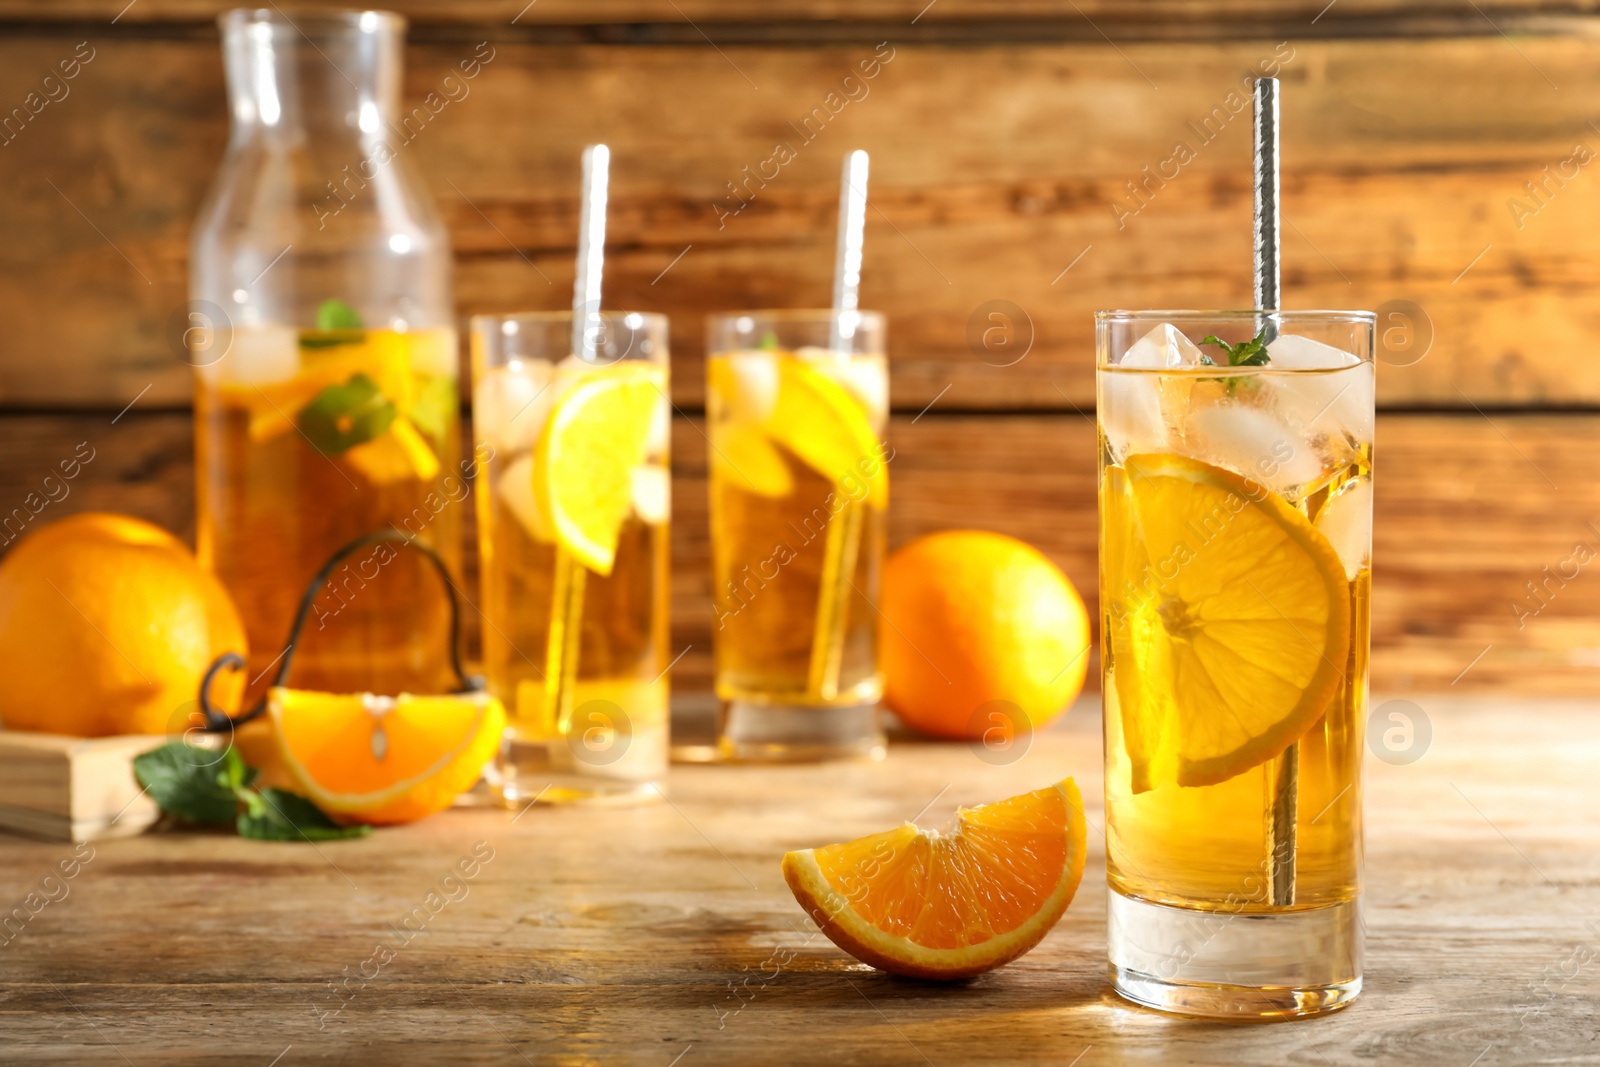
195, 530, 481, 731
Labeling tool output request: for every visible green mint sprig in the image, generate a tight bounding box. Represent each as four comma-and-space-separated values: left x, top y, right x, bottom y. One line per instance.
1198, 328, 1271, 367
296, 372, 398, 456
407, 375, 457, 444
237, 788, 365, 842
133, 743, 369, 842
316, 299, 364, 331
300, 299, 366, 349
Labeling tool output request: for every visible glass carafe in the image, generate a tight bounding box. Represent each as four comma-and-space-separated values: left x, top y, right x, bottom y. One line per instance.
190, 8, 461, 700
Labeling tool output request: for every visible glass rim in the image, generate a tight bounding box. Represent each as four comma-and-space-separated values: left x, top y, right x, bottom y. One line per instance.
219, 8, 407, 35
469, 310, 669, 330
1096, 309, 1375, 370
707, 308, 886, 326
1095, 309, 1376, 324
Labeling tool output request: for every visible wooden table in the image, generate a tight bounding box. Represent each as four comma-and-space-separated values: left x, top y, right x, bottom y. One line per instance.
1, 696, 1596, 1066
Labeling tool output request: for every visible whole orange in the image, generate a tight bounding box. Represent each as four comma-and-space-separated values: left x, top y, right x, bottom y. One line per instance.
0, 512, 248, 736
880, 531, 1090, 739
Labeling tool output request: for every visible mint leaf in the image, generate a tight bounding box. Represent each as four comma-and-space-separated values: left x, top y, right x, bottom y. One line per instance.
758, 330, 780, 352
316, 299, 364, 331
238, 788, 370, 841
300, 330, 365, 351
296, 372, 397, 455
1198, 334, 1236, 362
134, 743, 255, 825
408, 375, 457, 444
300, 301, 366, 349
1198, 329, 1270, 367
1231, 333, 1270, 366
135, 744, 364, 842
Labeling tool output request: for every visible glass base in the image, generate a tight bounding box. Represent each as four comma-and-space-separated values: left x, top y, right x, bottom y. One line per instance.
718, 700, 886, 762
1107, 889, 1362, 1019
488, 733, 665, 807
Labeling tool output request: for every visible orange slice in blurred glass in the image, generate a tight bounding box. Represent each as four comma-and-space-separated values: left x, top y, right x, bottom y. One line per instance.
782, 778, 1086, 979
269, 687, 505, 825
765, 359, 886, 507
533, 362, 664, 576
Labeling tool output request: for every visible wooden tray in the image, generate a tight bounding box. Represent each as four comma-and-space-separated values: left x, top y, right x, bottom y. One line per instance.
0, 731, 167, 842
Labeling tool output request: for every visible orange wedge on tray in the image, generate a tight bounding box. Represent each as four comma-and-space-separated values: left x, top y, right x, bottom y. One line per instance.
782, 778, 1087, 979
269, 688, 505, 825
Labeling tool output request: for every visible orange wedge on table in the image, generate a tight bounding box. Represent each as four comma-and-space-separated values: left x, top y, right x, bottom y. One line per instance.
1101, 453, 1352, 793
783, 779, 1087, 979
269, 688, 505, 825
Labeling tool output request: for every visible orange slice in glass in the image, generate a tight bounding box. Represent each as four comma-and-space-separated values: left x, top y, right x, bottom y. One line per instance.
765, 359, 887, 507
268, 687, 505, 825
781, 778, 1086, 979
532, 362, 664, 576
1102, 453, 1352, 793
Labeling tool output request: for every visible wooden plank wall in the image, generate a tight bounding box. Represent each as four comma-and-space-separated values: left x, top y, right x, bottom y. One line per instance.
0, 1, 1595, 694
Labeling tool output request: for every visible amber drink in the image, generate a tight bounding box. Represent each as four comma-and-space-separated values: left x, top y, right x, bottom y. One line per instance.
473, 312, 670, 803
1098, 311, 1374, 1018
707, 310, 889, 761
191, 9, 460, 697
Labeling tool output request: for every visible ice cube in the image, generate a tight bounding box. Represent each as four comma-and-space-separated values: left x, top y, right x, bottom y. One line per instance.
473, 361, 553, 457
630, 464, 670, 525
1123, 323, 1205, 368
1265, 333, 1373, 442
204, 323, 299, 386
1266, 334, 1359, 370
495, 452, 552, 543
1314, 477, 1372, 580
722, 351, 779, 423
1185, 402, 1326, 494
553, 354, 591, 399
645, 391, 670, 460
1101, 323, 1199, 459
797, 347, 888, 428
1099, 372, 1167, 460
1272, 361, 1374, 444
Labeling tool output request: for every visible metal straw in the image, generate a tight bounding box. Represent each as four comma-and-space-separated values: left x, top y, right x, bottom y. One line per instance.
1256, 78, 1298, 908
572, 143, 610, 363
1253, 80, 1280, 314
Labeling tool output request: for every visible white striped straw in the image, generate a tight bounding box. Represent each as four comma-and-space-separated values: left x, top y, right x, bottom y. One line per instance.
830, 149, 870, 351
572, 143, 610, 362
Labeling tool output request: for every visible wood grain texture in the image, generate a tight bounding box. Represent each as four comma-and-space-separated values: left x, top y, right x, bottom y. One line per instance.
1, 410, 1595, 696
0, 32, 1597, 408
0, 696, 1594, 1065
3, 1, 1599, 29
